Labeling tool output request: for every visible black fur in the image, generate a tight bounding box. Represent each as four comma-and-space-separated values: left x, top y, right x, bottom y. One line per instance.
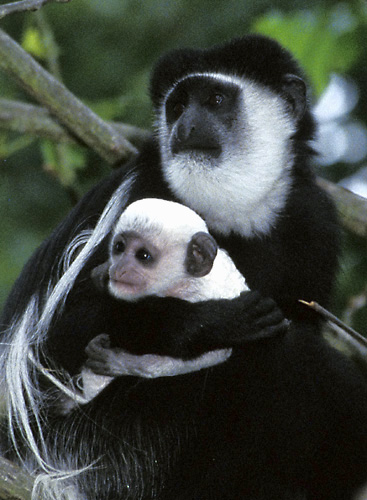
2, 35, 366, 500
150, 35, 307, 107
47, 326, 367, 500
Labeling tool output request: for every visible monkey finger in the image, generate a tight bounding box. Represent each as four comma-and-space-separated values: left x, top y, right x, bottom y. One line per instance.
85, 333, 111, 356
85, 350, 107, 363
253, 308, 285, 329
84, 359, 112, 375
255, 318, 290, 339
251, 297, 281, 317
238, 292, 280, 321
239, 290, 262, 307
94, 333, 111, 347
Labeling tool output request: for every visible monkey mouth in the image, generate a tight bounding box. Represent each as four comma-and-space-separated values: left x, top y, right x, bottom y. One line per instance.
111, 278, 137, 288
173, 146, 221, 159
110, 279, 144, 295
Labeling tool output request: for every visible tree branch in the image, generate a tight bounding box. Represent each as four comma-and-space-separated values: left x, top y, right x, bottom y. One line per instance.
317, 177, 367, 239
0, 456, 33, 500
0, 28, 137, 164
0, 0, 70, 20
299, 300, 367, 348
0, 98, 151, 149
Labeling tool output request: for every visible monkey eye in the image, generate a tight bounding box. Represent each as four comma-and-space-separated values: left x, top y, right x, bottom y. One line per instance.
135, 248, 154, 265
207, 93, 224, 107
112, 237, 126, 255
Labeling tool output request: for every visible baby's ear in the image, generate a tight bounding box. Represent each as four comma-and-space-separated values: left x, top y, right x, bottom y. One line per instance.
185, 232, 218, 277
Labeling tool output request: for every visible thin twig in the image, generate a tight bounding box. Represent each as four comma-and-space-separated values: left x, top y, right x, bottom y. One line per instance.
299, 300, 367, 348
0, 0, 70, 20
33, 9, 63, 79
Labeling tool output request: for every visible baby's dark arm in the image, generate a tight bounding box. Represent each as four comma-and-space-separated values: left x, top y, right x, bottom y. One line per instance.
108, 291, 288, 358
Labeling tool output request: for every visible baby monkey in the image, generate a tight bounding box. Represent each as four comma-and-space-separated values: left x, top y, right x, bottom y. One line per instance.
82, 198, 248, 401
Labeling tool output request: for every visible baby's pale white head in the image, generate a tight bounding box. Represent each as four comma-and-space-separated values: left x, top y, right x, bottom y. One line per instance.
103, 198, 218, 301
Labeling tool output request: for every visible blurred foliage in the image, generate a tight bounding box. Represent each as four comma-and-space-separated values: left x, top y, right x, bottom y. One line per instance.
253, 6, 362, 96
0, 0, 367, 335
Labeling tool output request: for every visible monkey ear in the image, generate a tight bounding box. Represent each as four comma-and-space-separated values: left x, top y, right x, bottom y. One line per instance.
91, 262, 110, 292
281, 74, 307, 122
185, 232, 218, 278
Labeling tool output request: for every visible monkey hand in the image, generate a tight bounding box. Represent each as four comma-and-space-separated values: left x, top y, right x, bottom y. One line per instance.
189, 290, 290, 349
233, 291, 290, 342
85, 333, 157, 377
85, 334, 117, 375
85, 333, 231, 378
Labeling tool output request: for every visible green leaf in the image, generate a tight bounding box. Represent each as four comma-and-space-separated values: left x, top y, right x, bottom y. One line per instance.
0, 132, 35, 158
252, 9, 362, 97
22, 27, 47, 59
40, 140, 87, 187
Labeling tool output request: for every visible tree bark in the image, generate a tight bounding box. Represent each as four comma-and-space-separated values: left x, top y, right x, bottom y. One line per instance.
0, 28, 137, 165
317, 177, 367, 239
0, 98, 151, 150
0, 457, 33, 500
0, 0, 70, 20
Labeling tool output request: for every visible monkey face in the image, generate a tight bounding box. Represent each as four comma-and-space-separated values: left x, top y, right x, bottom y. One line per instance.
108, 231, 161, 301
164, 76, 240, 162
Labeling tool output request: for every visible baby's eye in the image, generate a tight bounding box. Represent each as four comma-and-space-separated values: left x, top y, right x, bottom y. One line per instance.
135, 248, 154, 264
112, 237, 126, 255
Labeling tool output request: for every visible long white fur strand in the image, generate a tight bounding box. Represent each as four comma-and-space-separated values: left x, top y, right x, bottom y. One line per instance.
0, 174, 136, 499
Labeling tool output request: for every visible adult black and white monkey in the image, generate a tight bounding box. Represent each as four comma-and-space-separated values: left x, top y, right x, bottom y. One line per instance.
1, 34, 366, 500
